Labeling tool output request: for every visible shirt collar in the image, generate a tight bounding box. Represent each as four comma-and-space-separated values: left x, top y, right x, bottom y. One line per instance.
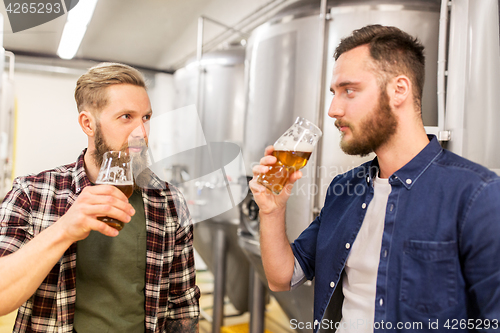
72, 149, 92, 194
368, 135, 443, 189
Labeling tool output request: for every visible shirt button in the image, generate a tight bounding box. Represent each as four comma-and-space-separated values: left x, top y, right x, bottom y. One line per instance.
379, 298, 384, 306
383, 249, 388, 257
345, 243, 351, 249
330, 281, 335, 288
406, 178, 412, 185
362, 203, 367, 209
389, 204, 394, 212
366, 176, 370, 183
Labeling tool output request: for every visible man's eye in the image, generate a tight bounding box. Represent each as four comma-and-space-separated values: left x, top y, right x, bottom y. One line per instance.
121, 114, 131, 119
346, 89, 353, 95
143, 115, 151, 121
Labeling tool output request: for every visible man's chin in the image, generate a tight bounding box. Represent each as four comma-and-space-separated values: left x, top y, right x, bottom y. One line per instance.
340, 139, 373, 157
127, 147, 144, 154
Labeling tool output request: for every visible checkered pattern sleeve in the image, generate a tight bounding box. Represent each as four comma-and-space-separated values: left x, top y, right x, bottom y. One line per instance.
171, 186, 193, 229
166, 189, 200, 319
0, 178, 33, 256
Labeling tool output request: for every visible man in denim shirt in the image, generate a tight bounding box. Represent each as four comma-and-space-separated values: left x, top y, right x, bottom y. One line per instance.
250, 25, 500, 332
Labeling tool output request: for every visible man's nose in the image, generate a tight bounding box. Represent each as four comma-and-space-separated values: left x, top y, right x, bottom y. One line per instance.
328, 96, 344, 119
130, 122, 148, 139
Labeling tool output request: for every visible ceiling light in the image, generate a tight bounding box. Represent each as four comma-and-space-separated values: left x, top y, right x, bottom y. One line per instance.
57, 0, 99, 60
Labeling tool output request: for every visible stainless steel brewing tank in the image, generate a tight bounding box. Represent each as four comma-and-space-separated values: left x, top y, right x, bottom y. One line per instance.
240, 0, 440, 329
243, 0, 440, 241
174, 47, 246, 144
174, 47, 250, 312
173, 47, 246, 222
445, 0, 500, 174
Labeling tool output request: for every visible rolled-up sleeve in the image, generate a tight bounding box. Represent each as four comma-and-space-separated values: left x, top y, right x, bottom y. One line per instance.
290, 256, 307, 290
167, 223, 201, 319
291, 209, 322, 281
0, 178, 33, 257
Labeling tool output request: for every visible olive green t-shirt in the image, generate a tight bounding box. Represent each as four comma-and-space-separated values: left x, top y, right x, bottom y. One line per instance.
74, 190, 147, 333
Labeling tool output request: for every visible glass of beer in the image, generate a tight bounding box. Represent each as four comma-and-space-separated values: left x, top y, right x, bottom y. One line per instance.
95, 151, 134, 230
257, 117, 322, 194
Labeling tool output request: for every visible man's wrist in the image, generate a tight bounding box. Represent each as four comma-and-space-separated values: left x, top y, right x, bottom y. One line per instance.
259, 206, 286, 221
51, 217, 80, 246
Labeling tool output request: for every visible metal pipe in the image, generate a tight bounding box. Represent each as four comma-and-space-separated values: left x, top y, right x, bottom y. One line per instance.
173, 0, 289, 69
230, 0, 287, 30
249, 267, 266, 333
437, 0, 451, 141
11, 62, 85, 76
195, 16, 235, 209
312, 0, 329, 220
202, 0, 288, 52
4, 51, 15, 80
197, 16, 205, 62
212, 227, 227, 333
200, 16, 250, 38
196, 15, 205, 120
195, 16, 207, 181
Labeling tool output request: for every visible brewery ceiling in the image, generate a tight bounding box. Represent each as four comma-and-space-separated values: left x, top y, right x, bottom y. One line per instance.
0, 0, 291, 73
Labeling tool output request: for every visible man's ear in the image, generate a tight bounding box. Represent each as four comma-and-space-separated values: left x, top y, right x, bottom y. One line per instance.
389, 75, 411, 108
78, 110, 95, 137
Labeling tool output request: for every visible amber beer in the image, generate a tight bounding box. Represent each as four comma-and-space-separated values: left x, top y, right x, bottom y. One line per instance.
115, 183, 134, 198
95, 150, 134, 231
257, 149, 312, 195
256, 117, 322, 195
96, 182, 134, 231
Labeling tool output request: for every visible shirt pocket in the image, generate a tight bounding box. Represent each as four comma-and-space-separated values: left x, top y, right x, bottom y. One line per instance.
399, 240, 458, 314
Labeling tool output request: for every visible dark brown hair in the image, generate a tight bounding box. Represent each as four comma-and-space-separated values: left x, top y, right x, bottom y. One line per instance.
75, 62, 146, 114
334, 25, 425, 109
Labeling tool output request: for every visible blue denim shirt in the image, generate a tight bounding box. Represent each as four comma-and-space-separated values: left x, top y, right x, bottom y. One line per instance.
291, 136, 500, 332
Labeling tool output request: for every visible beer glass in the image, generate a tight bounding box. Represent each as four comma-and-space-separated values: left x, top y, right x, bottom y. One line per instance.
95, 151, 134, 230
257, 117, 322, 194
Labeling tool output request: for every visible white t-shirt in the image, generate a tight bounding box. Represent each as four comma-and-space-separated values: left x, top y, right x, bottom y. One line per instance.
336, 176, 391, 332
290, 176, 392, 333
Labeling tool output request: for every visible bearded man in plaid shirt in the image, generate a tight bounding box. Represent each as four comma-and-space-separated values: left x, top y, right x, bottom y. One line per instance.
0, 63, 200, 333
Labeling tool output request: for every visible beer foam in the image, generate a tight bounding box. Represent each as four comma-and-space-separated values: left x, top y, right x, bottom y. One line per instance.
274, 141, 313, 152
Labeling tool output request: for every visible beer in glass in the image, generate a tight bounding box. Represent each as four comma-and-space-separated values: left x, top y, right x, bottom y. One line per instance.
257, 117, 322, 194
95, 151, 134, 231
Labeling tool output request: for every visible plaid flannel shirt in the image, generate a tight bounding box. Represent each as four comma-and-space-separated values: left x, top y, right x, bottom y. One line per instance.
0, 150, 200, 333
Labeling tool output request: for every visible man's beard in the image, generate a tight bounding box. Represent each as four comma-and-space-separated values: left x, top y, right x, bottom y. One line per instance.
335, 89, 398, 157
92, 122, 150, 190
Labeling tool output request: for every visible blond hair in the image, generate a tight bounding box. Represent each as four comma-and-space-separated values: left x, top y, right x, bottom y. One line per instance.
75, 62, 146, 114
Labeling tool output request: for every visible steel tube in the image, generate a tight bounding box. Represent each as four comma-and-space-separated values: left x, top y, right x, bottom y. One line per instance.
212, 227, 227, 333
437, 0, 450, 139
197, 16, 204, 62
173, 0, 288, 69
312, 0, 329, 220
249, 267, 266, 333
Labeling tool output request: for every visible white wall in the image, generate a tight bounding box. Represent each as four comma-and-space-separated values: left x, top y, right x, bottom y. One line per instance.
13, 71, 87, 178
13, 70, 180, 180
149, 72, 176, 115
